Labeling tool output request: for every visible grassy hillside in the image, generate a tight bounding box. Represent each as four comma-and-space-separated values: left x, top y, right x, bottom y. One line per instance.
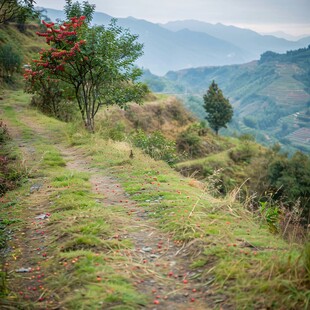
1, 89, 309, 310
99, 94, 195, 140
142, 47, 310, 154
0, 23, 45, 89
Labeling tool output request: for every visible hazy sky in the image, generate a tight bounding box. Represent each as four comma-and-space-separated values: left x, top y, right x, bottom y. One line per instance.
35, 0, 310, 36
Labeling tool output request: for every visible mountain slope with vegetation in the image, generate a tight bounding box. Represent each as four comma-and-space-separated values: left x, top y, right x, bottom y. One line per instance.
143, 46, 310, 153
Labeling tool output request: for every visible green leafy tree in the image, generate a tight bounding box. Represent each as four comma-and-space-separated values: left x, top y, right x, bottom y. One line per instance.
203, 80, 233, 135
25, 4, 148, 132
64, 0, 95, 23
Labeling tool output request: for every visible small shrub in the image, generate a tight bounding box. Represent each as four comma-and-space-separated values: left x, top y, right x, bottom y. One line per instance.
267, 151, 310, 225
26, 76, 78, 122
131, 129, 178, 166
166, 103, 185, 123
176, 122, 209, 158
176, 130, 203, 158
0, 44, 21, 82
30, 95, 78, 122
0, 121, 10, 144
229, 142, 255, 163
190, 121, 209, 136
259, 201, 281, 233
0, 123, 27, 196
239, 133, 255, 141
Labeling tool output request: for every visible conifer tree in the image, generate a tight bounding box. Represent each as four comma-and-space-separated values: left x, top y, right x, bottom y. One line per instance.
203, 80, 233, 135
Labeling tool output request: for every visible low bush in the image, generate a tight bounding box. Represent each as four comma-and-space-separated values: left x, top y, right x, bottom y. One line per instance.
30, 95, 78, 122
176, 122, 209, 158
0, 44, 21, 82
131, 129, 178, 166
0, 120, 10, 144
229, 142, 255, 163
25, 74, 78, 122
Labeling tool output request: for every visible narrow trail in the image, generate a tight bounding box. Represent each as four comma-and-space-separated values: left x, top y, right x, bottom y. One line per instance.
1, 106, 215, 309
61, 149, 208, 310
1, 113, 62, 309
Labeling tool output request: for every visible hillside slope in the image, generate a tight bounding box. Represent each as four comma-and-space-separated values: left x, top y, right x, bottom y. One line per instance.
143, 46, 310, 153
0, 23, 45, 63
1, 89, 309, 309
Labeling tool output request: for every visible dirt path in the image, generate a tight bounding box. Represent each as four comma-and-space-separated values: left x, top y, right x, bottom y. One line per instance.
1, 108, 214, 309
0, 114, 62, 309
61, 148, 209, 310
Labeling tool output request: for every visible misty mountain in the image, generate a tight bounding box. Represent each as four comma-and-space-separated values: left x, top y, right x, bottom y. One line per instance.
116, 17, 250, 75
162, 20, 310, 61
297, 36, 310, 47
38, 7, 112, 25
42, 8, 250, 75
260, 31, 308, 41
42, 8, 310, 76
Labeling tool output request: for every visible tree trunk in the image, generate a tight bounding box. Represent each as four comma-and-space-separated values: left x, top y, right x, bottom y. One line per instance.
85, 116, 95, 133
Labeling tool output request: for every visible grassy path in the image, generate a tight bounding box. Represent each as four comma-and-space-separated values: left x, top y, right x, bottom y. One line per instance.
21, 110, 209, 309
0, 90, 309, 309
1, 92, 210, 309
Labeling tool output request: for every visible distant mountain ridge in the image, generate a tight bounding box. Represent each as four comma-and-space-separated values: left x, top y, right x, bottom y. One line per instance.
41, 8, 310, 75
162, 20, 310, 61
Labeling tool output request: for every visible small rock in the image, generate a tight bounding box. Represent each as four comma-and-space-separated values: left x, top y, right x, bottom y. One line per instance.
142, 246, 152, 252
30, 183, 42, 193
16, 267, 31, 273
35, 214, 50, 220
150, 254, 159, 258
